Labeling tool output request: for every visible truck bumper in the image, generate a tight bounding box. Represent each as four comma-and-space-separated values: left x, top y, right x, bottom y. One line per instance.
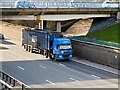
57, 55, 72, 60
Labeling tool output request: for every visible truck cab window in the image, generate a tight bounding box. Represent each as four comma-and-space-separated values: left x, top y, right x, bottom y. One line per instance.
58, 44, 72, 50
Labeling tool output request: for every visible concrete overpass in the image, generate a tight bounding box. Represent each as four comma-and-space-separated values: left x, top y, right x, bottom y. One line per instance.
1, 8, 119, 15
1, 14, 111, 31
0, 2, 119, 31
1, 1, 119, 15
1, 14, 110, 21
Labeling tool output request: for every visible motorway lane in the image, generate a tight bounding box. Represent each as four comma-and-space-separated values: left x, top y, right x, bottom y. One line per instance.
2, 59, 100, 88
60, 60, 118, 79
0, 39, 119, 88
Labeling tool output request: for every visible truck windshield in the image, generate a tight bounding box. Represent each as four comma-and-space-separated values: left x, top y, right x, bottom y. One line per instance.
58, 44, 72, 50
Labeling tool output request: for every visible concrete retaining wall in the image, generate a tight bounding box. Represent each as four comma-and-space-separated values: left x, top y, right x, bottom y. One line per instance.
72, 40, 120, 69
117, 12, 120, 22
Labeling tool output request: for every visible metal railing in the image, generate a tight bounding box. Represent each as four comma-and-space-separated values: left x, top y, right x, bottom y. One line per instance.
0, 2, 119, 8
72, 37, 120, 49
0, 71, 31, 90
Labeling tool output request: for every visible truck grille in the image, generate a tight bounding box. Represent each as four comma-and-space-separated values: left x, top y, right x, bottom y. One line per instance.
63, 53, 70, 58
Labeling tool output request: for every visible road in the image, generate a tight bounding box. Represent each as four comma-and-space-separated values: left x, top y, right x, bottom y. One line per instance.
0, 39, 119, 88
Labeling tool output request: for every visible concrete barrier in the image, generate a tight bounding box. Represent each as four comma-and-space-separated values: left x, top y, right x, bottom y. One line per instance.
72, 40, 120, 69
117, 12, 120, 22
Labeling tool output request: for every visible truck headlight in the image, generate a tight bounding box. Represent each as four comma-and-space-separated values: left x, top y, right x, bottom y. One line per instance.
70, 55, 72, 57
59, 55, 63, 58
61, 51, 64, 54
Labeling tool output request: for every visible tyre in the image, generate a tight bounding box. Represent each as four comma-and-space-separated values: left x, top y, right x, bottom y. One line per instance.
46, 55, 48, 58
46, 52, 49, 58
23, 45, 25, 49
49, 54, 52, 59
28, 46, 30, 52
25, 45, 28, 51
38, 49, 41, 54
30, 46, 33, 53
53, 55, 57, 61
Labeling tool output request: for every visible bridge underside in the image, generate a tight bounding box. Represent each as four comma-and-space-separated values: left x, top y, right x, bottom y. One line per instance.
1, 8, 118, 15
1, 14, 110, 20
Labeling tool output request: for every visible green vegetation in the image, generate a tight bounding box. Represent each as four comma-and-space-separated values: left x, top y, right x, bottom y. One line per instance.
85, 23, 120, 44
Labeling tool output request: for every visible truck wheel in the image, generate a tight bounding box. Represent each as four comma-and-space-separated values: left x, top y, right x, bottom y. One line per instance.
30, 46, 33, 53
46, 55, 48, 58
38, 49, 41, 54
25, 46, 28, 51
23, 44, 25, 49
49, 55, 52, 59
46, 52, 49, 58
54, 55, 57, 61
28, 46, 30, 52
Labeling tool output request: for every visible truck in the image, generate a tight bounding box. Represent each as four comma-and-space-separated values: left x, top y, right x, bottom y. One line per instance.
22, 28, 72, 61
15, 0, 36, 8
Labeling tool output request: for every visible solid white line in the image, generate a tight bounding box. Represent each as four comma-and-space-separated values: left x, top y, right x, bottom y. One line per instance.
91, 74, 101, 79
89, 65, 119, 75
69, 78, 79, 82
59, 63, 66, 67
79, 61, 90, 66
39, 65, 46, 69
18, 66, 24, 70
46, 80, 55, 85
72, 59, 119, 75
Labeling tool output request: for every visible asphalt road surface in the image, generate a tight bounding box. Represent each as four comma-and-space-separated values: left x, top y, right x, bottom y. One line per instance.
0, 39, 119, 88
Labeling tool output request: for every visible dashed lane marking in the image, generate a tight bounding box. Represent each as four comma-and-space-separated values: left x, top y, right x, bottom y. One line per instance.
18, 66, 24, 70
69, 78, 79, 82
59, 63, 66, 67
39, 65, 46, 69
46, 80, 55, 85
91, 74, 101, 79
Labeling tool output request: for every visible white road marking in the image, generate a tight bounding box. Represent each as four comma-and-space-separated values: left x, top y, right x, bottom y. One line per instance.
72, 59, 119, 75
46, 80, 55, 85
91, 74, 101, 79
59, 63, 66, 67
39, 65, 46, 69
89, 65, 119, 75
81, 62, 90, 66
69, 78, 79, 82
18, 66, 24, 70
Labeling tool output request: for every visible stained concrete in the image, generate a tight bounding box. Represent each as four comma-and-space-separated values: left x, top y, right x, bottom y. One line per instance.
72, 40, 120, 69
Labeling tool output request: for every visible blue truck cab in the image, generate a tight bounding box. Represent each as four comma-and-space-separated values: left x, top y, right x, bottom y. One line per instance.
53, 38, 72, 60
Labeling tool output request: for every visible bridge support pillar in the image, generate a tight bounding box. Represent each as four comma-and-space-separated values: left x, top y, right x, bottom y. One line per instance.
117, 12, 120, 22
57, 22, 61, 32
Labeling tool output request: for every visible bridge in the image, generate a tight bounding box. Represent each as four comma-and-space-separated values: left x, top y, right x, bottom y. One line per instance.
1, 2, 119, 14
0, 1, 120, 31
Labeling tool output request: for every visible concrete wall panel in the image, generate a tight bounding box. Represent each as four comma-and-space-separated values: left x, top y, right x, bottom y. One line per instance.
72, 40, 119, 69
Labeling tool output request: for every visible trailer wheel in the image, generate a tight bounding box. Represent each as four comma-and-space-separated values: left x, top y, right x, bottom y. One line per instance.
46, 52, 49, 58
25, 45, 28, 51
28, 46, 30, 52
23, 44, 25, 49
38, 49, 41, 54
30, 46, 33, 53
49, 55, 52, 59
46, 55, 48, 58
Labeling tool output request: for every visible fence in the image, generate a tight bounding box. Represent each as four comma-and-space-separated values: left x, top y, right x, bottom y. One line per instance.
72, 37, 120, 49
0, 71, 31, 90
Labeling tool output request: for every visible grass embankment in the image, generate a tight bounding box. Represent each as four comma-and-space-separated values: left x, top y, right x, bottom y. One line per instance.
85, 23, 120, 44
